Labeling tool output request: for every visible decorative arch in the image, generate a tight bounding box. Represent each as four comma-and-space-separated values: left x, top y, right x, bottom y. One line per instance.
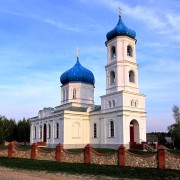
72, 121, 80, 138
127, 45, 133, 57
129, 70, 135, 83
110, 71, 115, 84
111, 46, 116, 58
129, 120, 139, 143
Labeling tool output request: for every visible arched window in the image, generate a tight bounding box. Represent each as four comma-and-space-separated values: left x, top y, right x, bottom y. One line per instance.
129, 70, 135, 83
110, 71, 115, 84
48, 124, 51, 139
73, 88, 77, 99
108, 100, 111, 108
131, 100, 134, 107
111, 46, 116, 58
39, 125, 42, 139
112, 99, 115, 107
33, 126, 36, 139
54, 123, 59, 138
94, 123, 97, 138
127, 45, 133, 57
135, 100, 138, 107
110, 121, 114, 137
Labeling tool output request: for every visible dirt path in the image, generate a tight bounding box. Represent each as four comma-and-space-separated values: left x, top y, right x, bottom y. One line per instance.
0, 167, 124, 180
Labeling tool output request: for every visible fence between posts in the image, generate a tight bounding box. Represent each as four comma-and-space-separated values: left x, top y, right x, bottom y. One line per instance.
1, 143, 179, 170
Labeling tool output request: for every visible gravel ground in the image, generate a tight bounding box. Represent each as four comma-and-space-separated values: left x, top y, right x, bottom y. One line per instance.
0, 167, 131, 180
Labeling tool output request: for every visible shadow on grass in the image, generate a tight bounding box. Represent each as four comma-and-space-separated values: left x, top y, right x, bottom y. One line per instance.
0, 157, 179, 179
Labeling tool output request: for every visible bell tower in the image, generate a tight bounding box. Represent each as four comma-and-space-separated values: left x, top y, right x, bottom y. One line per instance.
100, 12, 146, 147
105, 14, 139, 95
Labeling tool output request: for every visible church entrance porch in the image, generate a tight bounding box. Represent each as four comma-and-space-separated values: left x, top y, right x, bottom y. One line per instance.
129, 120, 139, 143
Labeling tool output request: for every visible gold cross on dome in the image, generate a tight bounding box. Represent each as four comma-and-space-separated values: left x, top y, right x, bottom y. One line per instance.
76, 47, 80, 59
118, 7, 122, 16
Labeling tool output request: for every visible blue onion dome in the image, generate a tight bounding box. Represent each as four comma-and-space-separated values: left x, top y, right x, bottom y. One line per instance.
106, 15, 136, 41
60, 58, 95, 86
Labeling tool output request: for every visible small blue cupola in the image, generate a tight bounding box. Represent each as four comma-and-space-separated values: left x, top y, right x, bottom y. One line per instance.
60, 57, 95, 86
106, 14, 136, 41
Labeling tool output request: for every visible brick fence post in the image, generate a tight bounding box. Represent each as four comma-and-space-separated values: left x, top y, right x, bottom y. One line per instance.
84, 144, 91, 164
118, 145, 126, 166
158, 145, 166, 169
31, 143, 38, 159
8, 142, 15, 158
56, 144, 63, 162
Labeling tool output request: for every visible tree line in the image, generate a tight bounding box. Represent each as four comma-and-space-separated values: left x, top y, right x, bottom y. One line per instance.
0, 115, 30, 144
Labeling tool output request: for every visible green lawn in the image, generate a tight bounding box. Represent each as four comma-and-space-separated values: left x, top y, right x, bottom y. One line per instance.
0, 157, 179, 179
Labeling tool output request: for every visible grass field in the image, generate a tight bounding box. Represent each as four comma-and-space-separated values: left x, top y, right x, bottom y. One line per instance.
0, 157, 179, 179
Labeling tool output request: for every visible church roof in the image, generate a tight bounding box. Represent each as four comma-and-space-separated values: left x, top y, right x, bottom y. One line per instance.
60, 58, 95, 86
106, 15, 136, 41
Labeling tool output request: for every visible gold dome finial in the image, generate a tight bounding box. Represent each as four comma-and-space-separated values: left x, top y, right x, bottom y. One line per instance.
118, 7, 122, 17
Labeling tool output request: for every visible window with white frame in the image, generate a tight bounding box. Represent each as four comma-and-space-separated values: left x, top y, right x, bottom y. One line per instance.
108, 100, 111, 108
110, 71, 115, 84
94, 123, 97, 138
110, 121, 114, 137
66, 89, 69, 100
54, 122, 59, 138
127, 45, 133, 57
131, 100, 134, 107
48, 124, 51, 139
112, 99, 115, 107
33, 126, 36, 139
129, 70, 135, 83
111, 46, 116, 58
63, 89, 65, 101
73, 88, 77, 99
39, 125, 42, 139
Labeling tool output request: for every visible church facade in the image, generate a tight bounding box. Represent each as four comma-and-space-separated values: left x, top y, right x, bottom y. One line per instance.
30, 13, 146, 149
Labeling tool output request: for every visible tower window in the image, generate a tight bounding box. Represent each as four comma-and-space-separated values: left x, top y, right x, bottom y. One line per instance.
111, 46, 116, 58
110, 71, 115, 84
110, 121, 114, 137
73, 88, 77, 99
127, 45, 133, 57
135, 100, 138, 107
94, 123, 97, 138
131, 100, 134, 106
129, 70, 135, 83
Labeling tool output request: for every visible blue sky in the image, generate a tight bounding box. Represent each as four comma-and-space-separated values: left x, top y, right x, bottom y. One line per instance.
0, 0, 180, 132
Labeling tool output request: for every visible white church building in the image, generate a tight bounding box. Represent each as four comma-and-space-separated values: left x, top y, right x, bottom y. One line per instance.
30, 13, 146, 149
